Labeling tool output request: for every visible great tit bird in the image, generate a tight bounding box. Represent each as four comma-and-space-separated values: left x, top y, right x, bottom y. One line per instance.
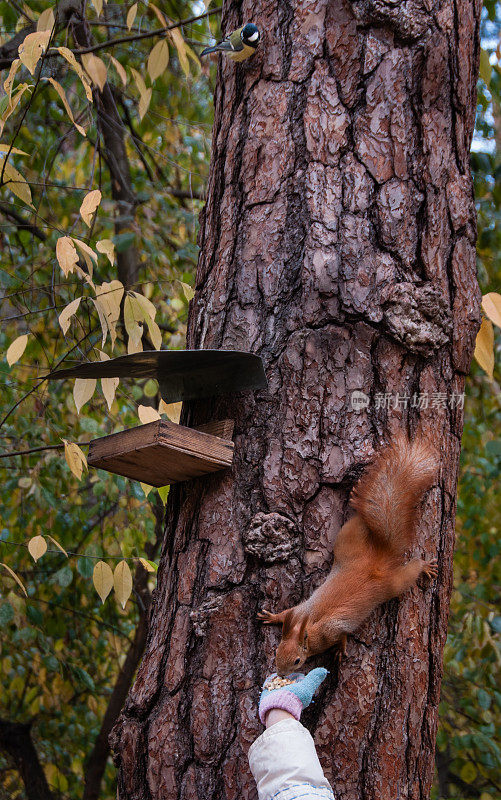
200, 23, 260, 62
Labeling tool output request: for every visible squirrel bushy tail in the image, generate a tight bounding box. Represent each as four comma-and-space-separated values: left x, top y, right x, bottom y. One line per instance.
350, 434, 438, 557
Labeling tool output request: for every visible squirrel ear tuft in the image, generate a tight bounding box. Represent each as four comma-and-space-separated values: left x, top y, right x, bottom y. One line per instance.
282, 609, 293, 636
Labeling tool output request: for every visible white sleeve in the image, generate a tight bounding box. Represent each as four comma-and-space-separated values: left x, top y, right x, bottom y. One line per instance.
247, 718, 335, 800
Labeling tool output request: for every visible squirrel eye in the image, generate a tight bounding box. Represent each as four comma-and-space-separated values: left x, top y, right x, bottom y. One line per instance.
294, 657, 301, 665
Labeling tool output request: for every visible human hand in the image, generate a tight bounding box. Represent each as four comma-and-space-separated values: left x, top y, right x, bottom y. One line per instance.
258, 667, 328, 724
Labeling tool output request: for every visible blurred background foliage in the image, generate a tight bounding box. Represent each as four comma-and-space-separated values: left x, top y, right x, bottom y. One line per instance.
0, 1, 498, 799
432, 3, 501, 798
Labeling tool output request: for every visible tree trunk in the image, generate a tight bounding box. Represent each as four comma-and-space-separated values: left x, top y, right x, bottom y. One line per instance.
111, 0, 482, 798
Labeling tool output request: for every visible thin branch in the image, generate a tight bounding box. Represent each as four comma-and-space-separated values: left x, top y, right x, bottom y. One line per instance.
0, 203, 47, 241
70, 6, 222, 56
0, 441, 90, 459
0, 328, 97, 429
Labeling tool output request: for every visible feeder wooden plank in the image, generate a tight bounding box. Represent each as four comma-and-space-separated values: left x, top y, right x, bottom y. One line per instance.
87, 419, 234, 486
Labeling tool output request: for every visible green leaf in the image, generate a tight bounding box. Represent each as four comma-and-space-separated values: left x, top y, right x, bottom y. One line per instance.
459, 762, 478, 783
478, 689, 492, 710
77, 556, 94, 579
113, 232, 136, 252
158, 485, 169, 505
479, 48, 492, 87
52, 565, 73, 588
0, 602, 14, 624
26, 605, 43, 626
73, 666, 95, 691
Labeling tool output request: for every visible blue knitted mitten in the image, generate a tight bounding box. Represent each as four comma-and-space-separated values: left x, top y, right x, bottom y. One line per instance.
258, 667, 328, 724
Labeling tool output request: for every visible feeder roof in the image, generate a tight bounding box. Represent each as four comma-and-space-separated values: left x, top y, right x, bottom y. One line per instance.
46, 349, 267, 403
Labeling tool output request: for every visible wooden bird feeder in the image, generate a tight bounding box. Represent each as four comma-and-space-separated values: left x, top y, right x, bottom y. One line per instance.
87, 418, 235, 487
47, 350, 267, 486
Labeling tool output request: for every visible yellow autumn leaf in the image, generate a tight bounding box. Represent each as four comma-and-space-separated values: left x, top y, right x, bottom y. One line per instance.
147, 318, 162, 350
63, 439, 88, 479
74, 378, 97, 414
131, 291, 156, 319
96, 238, 115, 265
482, 292, 501, 328
124, 294, 143, 352
131, 291, 162, 349
18, 30, 51, 75
6, 334, 28, 366
131, 68, 152, 120
126, 3, 138, 30
0, 145, 29, 156
82, 53, 107, 91
109, 55, 127, 87
180, 281, 194, 301
148, 39, 169, 81
0, 84, 31, 137
45, 78, 86, 136
58, 297, 82, 335
3, 59, 21, 100
114, 560, 133, 608
95, 280, 124, 348
0, 562, 27, 597
148, 3, 166, 26
1, 159, 34, 208
99, 351, 119, 411
37, 7, 55, 32
57, 47, 93, 102
47, 535, 68, 557
169, 27, 190, 77
91, 0, 103, 15
140, 482, 153, 497
138, 404, 161, 424
159, 400, 181, 423
92, 298, 109, 346
72, 238, 97, 277
80, 189, 102, 227
93, 561, 113, 603
474, 318, 494, 379
138, 557, 157, 573
56, 236, 79, 276
158, 485, 169, 504
28, 535, 47, 562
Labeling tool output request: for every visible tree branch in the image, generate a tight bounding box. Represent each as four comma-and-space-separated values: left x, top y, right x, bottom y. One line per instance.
70, 15, 139, 287
71, 7, 222, 56
82, 495, 164, 800
0, 441, 90, 459
0, 203, 47, 241
0, 718, 54, 800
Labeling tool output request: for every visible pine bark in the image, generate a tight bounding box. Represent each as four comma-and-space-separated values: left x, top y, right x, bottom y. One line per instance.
111, 0, 482, 798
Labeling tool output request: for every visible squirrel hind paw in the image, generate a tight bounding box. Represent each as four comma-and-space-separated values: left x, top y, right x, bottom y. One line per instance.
422, 558, 439, 580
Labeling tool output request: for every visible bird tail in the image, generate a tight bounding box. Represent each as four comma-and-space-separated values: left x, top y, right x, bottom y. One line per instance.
350, 434, 438, 557
200, 42, 233, 57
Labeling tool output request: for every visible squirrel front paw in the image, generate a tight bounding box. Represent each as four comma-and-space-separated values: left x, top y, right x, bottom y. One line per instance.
421, 558, 438, 580
257, 608, 275, 624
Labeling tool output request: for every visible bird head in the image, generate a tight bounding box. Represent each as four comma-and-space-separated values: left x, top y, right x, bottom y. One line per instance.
241, 23, 260, 48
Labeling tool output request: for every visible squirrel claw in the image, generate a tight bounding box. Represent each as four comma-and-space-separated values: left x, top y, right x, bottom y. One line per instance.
336, 634, 347, 662
422, 558, 438, 580
257, 608, 274, 624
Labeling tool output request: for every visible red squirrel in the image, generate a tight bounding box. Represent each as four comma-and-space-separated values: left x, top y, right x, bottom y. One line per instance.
258, 434, 439, 675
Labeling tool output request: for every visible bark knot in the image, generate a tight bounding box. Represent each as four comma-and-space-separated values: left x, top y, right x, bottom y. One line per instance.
350, 0, 431, 40
244, 512, 299, 563
382, 282, 452, 355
